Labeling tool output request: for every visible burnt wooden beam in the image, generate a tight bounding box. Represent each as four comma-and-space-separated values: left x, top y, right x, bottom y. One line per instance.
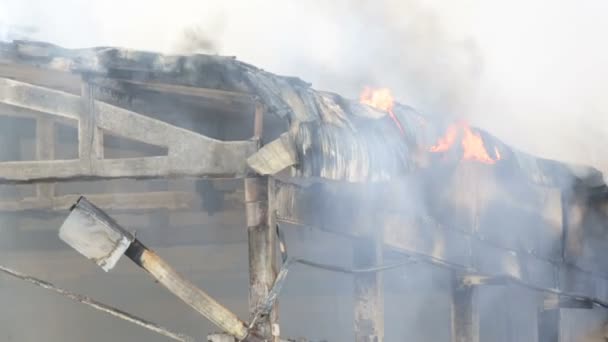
88, 76, 254, 115
354, 237, 384, 342
245, 176, 279, 341
451, 275, 479, 342
59, 197, 259, 341
274, 179, 608, 307
125, 240, 257, 341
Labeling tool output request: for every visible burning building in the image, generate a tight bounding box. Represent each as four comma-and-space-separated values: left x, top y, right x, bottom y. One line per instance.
0, 40, 607, 341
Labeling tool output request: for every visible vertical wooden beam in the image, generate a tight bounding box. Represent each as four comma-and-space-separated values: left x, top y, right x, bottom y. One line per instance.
354, 237, 384, 342
35, 118, 55, 198
451, 275, 479, 342
538, 293, 594, 342
246, 102, 279, 340
80, 80, 103, 164
245, 176, 278, 341
537, 306, 560, 342
253, 101, 264, 142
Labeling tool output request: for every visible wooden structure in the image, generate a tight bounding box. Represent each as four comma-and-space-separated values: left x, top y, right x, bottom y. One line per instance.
1, 40, 608, 341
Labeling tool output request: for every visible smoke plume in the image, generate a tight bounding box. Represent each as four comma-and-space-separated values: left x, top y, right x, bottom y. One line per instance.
3, 0, 606, 174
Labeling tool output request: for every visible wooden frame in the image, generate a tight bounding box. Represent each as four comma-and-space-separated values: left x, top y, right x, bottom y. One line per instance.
0, 77, 257, 183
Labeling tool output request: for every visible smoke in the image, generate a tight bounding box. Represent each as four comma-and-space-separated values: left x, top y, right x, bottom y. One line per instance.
2, 1, 608, 340
3, 0, 606, 174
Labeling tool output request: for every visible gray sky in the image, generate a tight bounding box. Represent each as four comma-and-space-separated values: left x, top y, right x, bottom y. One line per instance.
2, 0, 608, 174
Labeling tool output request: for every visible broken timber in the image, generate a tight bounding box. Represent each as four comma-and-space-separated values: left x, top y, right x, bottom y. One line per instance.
59, 197, 259, 341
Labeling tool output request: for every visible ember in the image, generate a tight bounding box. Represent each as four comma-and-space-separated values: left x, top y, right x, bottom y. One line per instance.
359, 87, 405, 135
430, 122, 501, 164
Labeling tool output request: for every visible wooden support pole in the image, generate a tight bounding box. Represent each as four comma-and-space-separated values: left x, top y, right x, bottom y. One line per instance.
253, 101, 264, 142
537, 307, 560, 342
125, 239, 256, 341
35, 118, 55, 199
537, 293, 587, 342
80, 80, 103, 164
245, 176, 279, 341
451, 275, 479, 342
354, 237, 384, 342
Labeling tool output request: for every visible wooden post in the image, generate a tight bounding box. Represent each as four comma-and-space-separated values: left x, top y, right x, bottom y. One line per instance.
246, 103, 279, 341
245, 176, 278, 340
538, 293, 594, 342
537, 306, 560, 342
354, 237, 384, 342
451, 274, 479, 342
80, 80, 103, 165
60, 196, 257, 341
35, 118, 55, 198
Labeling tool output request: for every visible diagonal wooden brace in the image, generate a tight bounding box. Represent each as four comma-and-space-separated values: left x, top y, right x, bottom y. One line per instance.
59, 196, 261, 341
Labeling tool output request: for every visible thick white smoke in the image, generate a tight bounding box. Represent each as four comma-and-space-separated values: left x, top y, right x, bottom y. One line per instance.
2, 0, 608, 174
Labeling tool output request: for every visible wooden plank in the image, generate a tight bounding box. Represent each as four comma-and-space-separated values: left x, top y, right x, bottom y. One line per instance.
125, 240, 254, 341
95, 102, 256, 176
0, 191, 201, 212
0, 159, 83, 182
0, 103, 76, 126
354, 237, 384, 342
89, 76, 253, 108
0, 62, 81, 94
247, 133, 297, 176
0, 77, 81, 120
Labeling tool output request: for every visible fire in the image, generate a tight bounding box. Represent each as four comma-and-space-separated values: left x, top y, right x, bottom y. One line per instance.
359, 87, 405, 135
430, 122, 501, 164
429, 124, 458, 153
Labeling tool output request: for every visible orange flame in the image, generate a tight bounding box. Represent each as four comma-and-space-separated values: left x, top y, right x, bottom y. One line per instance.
359, 87, 405, 135
429, 124, 458, 153
430, 122, 501, 164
